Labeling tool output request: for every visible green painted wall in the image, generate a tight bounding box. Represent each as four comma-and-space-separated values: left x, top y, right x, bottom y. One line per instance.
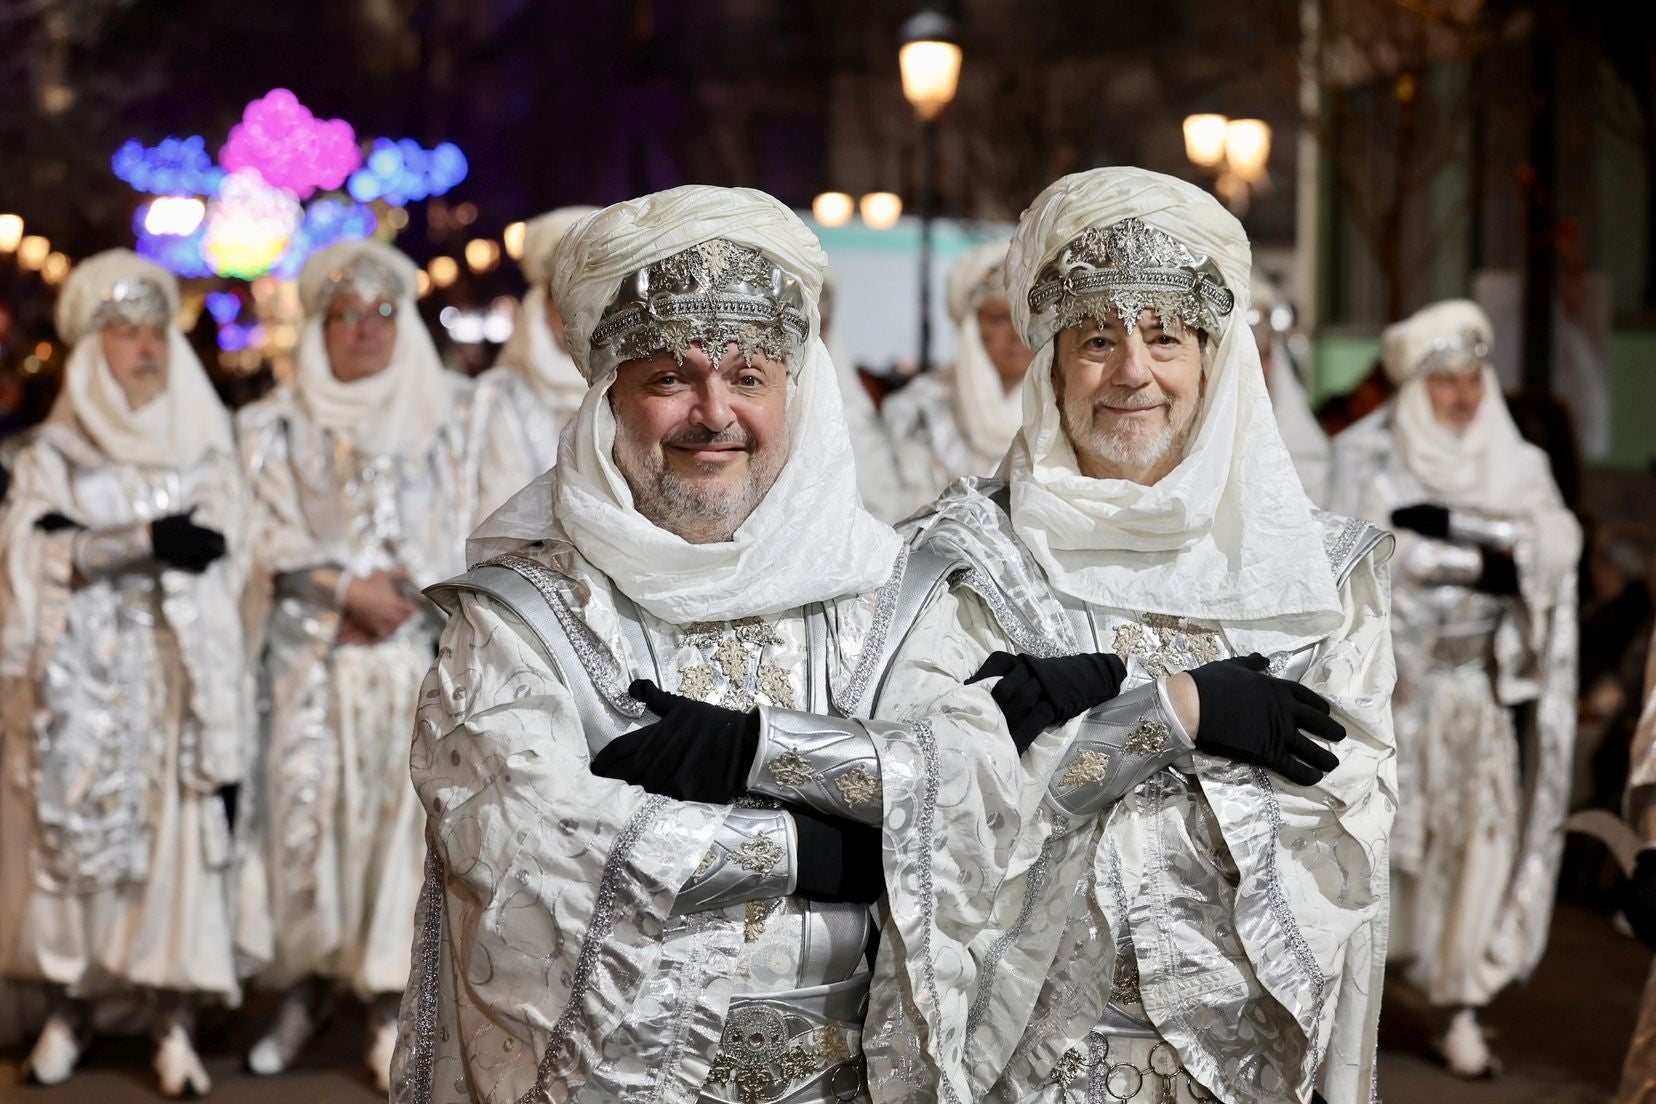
1309, 334, 1381, 404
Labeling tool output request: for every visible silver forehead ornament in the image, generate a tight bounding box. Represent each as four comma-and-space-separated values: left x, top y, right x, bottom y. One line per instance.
1413, 328, 1490, 379
1026, 217, 1234, 347
90, 277, 171, 333
317, 254, 407, 311
588, 239, 810, 378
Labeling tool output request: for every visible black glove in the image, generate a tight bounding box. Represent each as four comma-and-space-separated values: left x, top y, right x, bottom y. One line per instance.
1389, 503, 1452, 540
35, 512, 80, 533
966, 651, 1128, 753
1186, 654, 1346, 786
218, 783, 240, 832
588, 679, 759, 802
791, 805, 884, 903
150, 511, 227, 573
1475, 548, 1520, 596
1626, 849, 1656, 950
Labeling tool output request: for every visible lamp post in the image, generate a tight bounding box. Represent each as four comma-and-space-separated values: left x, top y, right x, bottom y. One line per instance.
1182, 114, 1272, 215
898, 7, 961, 376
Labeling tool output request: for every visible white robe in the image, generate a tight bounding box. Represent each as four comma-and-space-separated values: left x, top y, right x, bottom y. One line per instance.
0, 425, 253, 1003
237, 377, 473, 999
883, 371, 1009, 519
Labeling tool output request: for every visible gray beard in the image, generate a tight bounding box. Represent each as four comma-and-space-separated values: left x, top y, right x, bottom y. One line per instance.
615, 436, 786, 545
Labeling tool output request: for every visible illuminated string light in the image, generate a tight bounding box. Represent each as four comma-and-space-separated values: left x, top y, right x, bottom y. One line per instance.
202, 171, 302, 280
111, 136, 224, 196
347, 139, 468, 206
142, 196, 207, 237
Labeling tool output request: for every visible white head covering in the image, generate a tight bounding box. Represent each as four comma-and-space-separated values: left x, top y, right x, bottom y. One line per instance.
1382, 299, 1548, 512
294, 238, 449, 456
47, 249, 233, 468
946, 238, 1023, 459
470, 185, 901, 623
494, 207, 599, 409
1004, 167, 1342, 653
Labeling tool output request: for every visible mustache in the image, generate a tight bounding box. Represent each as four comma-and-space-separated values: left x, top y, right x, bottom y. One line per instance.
130, 358, 164, 376
1092, 388, 1171, 412
661, 425, 754, 450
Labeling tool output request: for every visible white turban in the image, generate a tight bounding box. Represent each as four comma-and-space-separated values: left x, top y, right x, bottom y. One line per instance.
472, 185, 901, 623
1004, 167, 1341, 653
520, 205, 600, 289
46, 249, 232, 469
944, 237, 1023, 459
293, 238, 450, 456
1383, 298, 1554, 514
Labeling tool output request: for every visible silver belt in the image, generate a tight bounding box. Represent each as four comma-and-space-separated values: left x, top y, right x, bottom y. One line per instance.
699, 975, 869, 1104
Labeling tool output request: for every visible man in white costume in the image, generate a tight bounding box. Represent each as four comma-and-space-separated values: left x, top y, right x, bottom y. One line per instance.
1252, 274, 1330, 504
387, 185, 1092, 1104
471, 205, 598, 520
885, 240, 1033, 516
237, 238, 474, 1091
889, 168, 1398, 1104
0, 250, 250, 1096
1328, 299, 1579, 1077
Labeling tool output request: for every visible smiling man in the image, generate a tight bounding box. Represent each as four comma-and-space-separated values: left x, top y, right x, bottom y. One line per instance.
391, 186, 1056, 1104
895, 168, 1398, 1104
1329, 300, 1580, 1077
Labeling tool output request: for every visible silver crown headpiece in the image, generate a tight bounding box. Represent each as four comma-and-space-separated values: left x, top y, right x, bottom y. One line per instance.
1412, 328, 1490, 378
90, 277, 172, 333
588, 239, 810, 379
316, 254, 408, 311
1026, 217, 1234, 347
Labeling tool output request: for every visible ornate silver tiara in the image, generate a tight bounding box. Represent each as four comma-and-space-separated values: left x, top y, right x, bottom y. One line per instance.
90, 277, 171, 332
588, 239, 810, 378
970, 261, 1008, 308
1025, 217, 1234, 347
316, 254, 407, 310
1412, 329, 1490, 378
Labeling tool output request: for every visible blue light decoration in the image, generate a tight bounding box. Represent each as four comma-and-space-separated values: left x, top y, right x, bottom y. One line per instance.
269, 198, 378, 280
112, 89, 468, 284
346, 139, 469, 206
111, 136, 224, 196
204, 291, 242, 324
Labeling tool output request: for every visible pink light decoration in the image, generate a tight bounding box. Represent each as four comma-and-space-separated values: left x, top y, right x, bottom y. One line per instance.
219, 88, 361, 199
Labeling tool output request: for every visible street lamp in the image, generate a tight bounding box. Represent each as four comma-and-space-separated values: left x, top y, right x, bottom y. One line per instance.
1182, 113, 1273, 215
898, 7, 961, 376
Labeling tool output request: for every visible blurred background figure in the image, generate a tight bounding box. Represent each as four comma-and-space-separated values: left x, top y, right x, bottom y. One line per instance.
235, 239, 471, 1094
469, 205, 596, 522
820, 266, 906, 521
1252, 272, 1330, 504
1329, 300, 1581, 1078
0, 250, 251, 1096
883, 239, 1030, 516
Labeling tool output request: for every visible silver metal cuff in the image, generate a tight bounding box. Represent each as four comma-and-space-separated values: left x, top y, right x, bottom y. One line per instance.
277, 565, 349, 609
1045, 679, 1194, 820
673, 807, 797, 915
1448, 511, 1519, 550
1404, 538, 1483, 586
72, 522, 152, 579
748, 708, 885, 827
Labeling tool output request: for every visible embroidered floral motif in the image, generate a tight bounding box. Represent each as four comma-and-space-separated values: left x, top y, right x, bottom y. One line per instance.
768, 751, 819, 788
1111, 944, 1143, 1007
755, 665, 795, 709
1048, 1047, 1086, 1087
834, 767, 883, 806
680, 618, 796, 711
679, 664, 718, 702
731, 836, 785, 876
1111, 613, 1223, 678
1061, 749, 1112, 788
705, 1006, 853, 1104
1123, 718, 1170, 758
744, 898, 777, 942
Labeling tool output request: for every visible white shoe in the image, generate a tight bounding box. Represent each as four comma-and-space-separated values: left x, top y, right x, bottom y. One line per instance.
366, 1017, 397, 1096
155, 1022, 212, 1098
24, 1013, 86, 1085
1440, 1008, 1499, 1078
247, 987, 327, 1076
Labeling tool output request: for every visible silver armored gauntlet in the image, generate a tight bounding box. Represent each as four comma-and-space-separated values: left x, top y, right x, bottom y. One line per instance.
672, 806, 796, 915
747, 708, 886, 826
1448, 511, 1519, 551
72, 522, 152, 579
1045, 679, 1194, 820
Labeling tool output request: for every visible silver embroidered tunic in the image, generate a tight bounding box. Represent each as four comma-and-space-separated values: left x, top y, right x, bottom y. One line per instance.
391, 538, 1034, 1104
0, 424, 253, 1001
237, 378, 474, 998
882, 482, 1397, 1104
1329, 407, 1580, 1008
